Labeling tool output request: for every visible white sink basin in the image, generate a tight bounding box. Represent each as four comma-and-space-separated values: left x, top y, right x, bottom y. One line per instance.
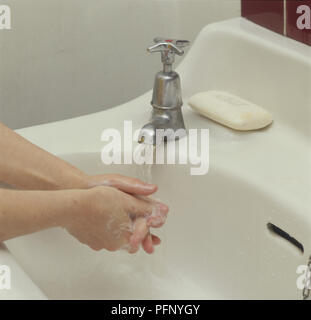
5, 152, 311, 299
4, 153, 310, 299
4, 18, 311, 299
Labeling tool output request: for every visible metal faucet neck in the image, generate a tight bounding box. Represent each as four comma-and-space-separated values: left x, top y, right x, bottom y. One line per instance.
163, 63, 173, 73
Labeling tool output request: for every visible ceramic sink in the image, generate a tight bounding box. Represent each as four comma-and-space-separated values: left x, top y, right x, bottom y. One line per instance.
2, 18, 311, 299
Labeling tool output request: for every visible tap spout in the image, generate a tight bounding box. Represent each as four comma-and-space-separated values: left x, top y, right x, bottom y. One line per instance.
138, 108, 186, 146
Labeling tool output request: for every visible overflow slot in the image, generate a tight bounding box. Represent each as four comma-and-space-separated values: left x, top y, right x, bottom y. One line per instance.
267, 223, 304, 254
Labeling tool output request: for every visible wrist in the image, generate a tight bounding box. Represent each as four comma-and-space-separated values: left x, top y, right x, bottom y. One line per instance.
57, 189, 90, 228
56, 171, 90, 190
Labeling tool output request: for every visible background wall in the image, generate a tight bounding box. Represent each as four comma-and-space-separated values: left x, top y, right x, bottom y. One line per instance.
0, 0, 240, 129
242, 0, 311, 45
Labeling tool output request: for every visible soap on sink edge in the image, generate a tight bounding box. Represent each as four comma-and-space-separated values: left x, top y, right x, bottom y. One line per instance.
188, 91, 273, 131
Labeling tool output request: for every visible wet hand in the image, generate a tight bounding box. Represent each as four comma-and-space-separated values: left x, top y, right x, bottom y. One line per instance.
63, 186, 168, 254
85, 174, 158, 196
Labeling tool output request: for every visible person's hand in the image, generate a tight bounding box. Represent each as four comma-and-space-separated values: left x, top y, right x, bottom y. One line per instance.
83, 174, 158, 196
62, 186, 168, 254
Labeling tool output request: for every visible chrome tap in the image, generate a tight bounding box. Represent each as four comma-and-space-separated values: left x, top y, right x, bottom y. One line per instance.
138, 37, 190, 145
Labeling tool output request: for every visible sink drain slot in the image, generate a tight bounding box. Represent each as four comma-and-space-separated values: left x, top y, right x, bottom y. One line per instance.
267, 223, 304, 254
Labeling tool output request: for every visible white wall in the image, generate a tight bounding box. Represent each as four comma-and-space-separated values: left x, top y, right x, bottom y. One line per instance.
0, 0, 240, 129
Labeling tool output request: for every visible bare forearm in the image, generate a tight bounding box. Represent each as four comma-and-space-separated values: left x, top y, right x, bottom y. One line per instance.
0, 188, 82, 242
0, 123, 87, 190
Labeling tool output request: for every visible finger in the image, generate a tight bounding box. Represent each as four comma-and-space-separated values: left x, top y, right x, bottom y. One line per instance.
121, 230, 138, 254
129, 217, 149, 250
146, 202, 169, 228
126, 232, 160, 254
128, 196, 169, 218
95, 174, 158, 196
142, 233, 154, 254
151, 234, 161, 246
147, 212, 168, 228
127, 243, 140, 254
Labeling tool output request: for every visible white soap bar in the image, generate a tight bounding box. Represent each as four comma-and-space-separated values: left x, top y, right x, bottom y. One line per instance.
188, 91, 273, 131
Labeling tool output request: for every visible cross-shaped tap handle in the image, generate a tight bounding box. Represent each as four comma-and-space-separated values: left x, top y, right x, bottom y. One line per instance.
147, 37, 190, 67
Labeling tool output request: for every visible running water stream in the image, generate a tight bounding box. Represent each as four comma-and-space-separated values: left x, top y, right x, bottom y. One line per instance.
133, 144, 154, 183
133, 143, 169, 293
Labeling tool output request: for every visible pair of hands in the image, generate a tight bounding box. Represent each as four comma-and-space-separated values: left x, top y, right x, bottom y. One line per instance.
0, 122, 168, 253
63, 174, 168, 254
